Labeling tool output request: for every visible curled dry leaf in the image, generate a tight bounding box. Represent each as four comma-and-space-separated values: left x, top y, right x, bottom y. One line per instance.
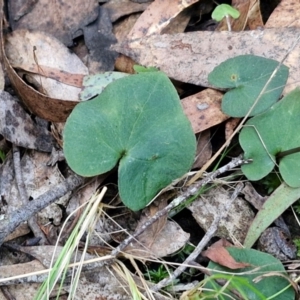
3, 29, 88, 122
0, 91, 53, 152
113, 27, 300, 95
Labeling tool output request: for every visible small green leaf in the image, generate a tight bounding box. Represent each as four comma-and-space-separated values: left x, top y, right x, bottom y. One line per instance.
64, 72, 196, 211
208, 55, 289, 117
212, 4, 240, 22
240, 88, 300, 187
205, 247, 295, 299
79, 72, 129, 101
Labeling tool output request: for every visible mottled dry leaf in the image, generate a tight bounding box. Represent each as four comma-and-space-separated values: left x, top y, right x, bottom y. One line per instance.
192, 130, 212, 169
128, 0, 199, 39
0, 91, 53, 151
113, 28, 300, 95
8, 0, 99, 46
125, 220, 189, 258
266, 0, 300, 28
181, 88, 228, 133
202, 239, 250, 269
103, 0, 150, 22
125, 199, 189, 258
188, 186, 254, 243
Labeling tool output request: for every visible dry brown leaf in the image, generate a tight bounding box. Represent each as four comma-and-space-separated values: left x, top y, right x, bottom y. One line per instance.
181, 88, 228, 133
128, 0, 199, 39
103, 0, 150, 22
125, 220, 190, 258
192, 130, 212, 169
202, 239, 251, 269
114, 28, 300, 95
0, 91, 53, 152
266, 0, 300, 28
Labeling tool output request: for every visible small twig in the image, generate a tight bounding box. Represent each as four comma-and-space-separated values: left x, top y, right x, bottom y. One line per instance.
151, 182, 244, 292
0, 173, 84, 247
12, 145, 48, 244
110, 156, 250, 258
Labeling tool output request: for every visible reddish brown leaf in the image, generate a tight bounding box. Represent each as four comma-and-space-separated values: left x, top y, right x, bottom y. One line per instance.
202, 239, 251, 269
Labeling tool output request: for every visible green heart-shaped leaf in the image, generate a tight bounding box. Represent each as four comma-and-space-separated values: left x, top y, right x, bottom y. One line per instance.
64, 72, 196, 211
240, 88, 300, 187
208, 55, 289, 117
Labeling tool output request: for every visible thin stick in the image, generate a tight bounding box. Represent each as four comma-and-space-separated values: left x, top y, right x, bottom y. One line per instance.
110, 156, 250, 258
0, 173, 84, 247
151, 182, 244, 292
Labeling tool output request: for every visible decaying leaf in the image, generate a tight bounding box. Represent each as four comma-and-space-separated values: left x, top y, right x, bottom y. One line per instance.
0, 91, 53, 152
113, 27, 300, 95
